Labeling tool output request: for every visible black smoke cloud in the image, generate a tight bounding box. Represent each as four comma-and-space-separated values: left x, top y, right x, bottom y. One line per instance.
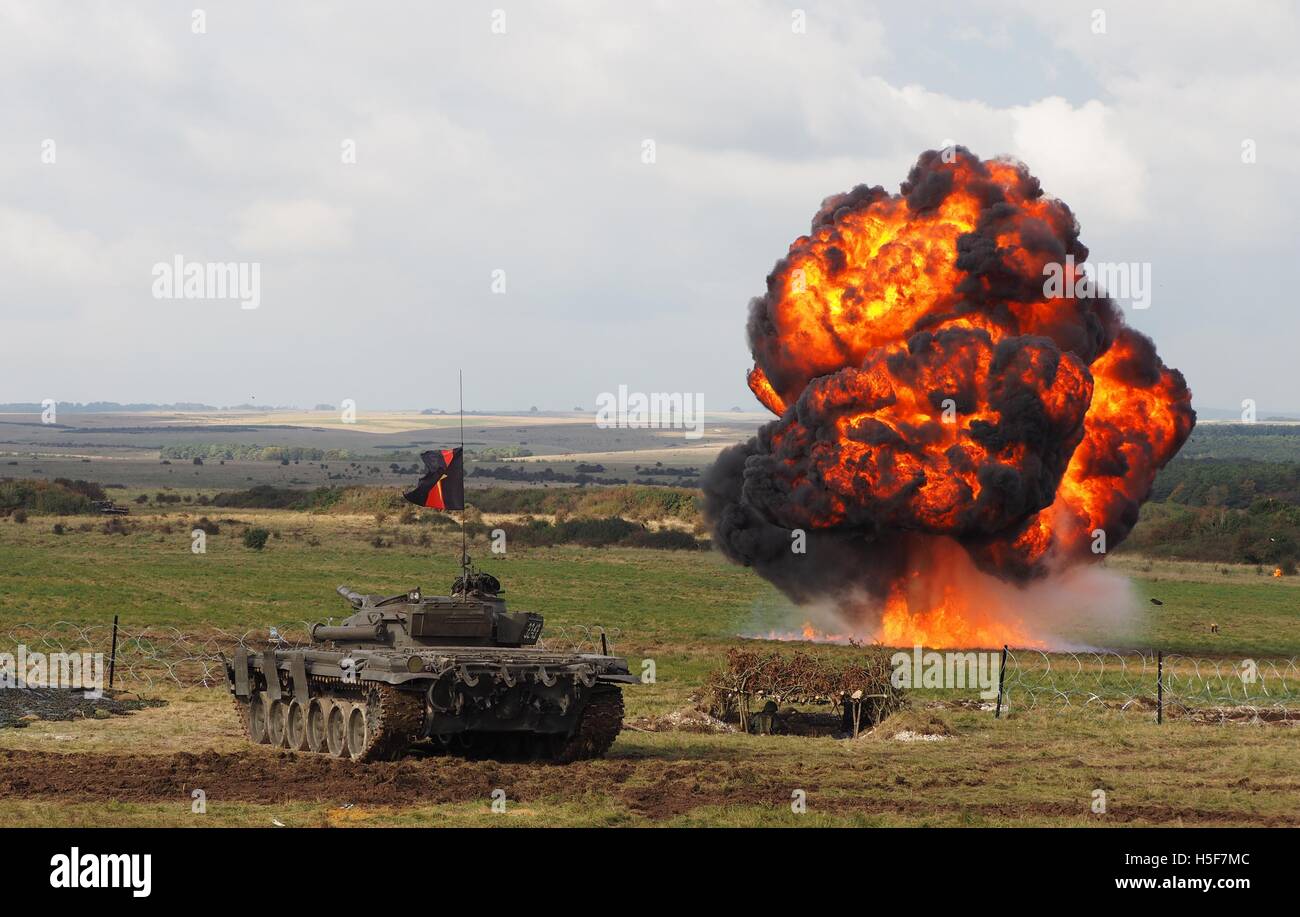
707, 147, 1194, 606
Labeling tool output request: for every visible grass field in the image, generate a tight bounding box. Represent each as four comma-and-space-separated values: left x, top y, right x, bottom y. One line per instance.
1, 507, 1298, 827
4, 509, 1298, 655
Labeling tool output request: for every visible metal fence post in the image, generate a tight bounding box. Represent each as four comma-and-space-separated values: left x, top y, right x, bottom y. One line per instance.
109, 614, 119, 689
1156, 650, 1163, 725
995, 644, 1008, 718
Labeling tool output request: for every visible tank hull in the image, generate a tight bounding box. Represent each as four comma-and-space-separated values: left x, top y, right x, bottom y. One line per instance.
225, 644, 635, 761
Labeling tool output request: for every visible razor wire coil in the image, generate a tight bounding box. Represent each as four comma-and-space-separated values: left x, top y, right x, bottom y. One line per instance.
999, 649, 1300, 721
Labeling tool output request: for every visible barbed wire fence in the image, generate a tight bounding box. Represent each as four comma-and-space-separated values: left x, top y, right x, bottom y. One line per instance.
0, 620, 624, 690
998, 648, 1300, 723
2, 623, 1295, 723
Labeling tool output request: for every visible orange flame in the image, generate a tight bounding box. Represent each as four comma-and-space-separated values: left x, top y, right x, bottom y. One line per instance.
750, 622, 860, 645
754, 540, 1050, 649
875, 578, 1041, 650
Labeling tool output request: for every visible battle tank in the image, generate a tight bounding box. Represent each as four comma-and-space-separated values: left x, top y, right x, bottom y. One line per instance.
224, 570, 634, 762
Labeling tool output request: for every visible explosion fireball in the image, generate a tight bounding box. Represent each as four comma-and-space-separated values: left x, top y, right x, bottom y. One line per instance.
706, 147, 1195, 649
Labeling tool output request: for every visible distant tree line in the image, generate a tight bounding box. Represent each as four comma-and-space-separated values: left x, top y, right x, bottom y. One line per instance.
1177, 424, 1300, 462
470, 446, 534, 460
469, 466, 628, 486
160, 443, 397, 463
1150, 457, 1300, 508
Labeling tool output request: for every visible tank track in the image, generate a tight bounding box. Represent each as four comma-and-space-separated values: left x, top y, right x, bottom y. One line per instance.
230, 692, 251, 738
232, 682, 623, 763
232, 679, 423, 762
553, 685, 624, 762
356, 681, 425, 762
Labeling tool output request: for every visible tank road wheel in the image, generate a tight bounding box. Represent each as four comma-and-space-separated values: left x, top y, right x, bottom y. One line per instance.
267, 699, 288, 747
347, 704, 369, 756
325, 701, 351, 758
285, 699, 309, 751
296, 682, 423, 762
248, 693, 271, 744
306, 698, 329, 753
548, 685, 624, 763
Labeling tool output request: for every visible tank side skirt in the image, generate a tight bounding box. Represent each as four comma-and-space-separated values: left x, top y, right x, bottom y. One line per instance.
226, 651, 631, 688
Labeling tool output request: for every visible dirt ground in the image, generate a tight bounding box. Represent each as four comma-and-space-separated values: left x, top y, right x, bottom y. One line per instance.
0, 748, 748, 818
0, 745, 1291, 825
1, 686, 1298, 827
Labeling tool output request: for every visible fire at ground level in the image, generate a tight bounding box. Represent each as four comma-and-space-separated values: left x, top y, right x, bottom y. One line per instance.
740, 537, 1140, 650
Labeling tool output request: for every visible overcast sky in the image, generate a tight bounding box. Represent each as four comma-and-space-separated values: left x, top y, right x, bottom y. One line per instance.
2, 1, 1297, 413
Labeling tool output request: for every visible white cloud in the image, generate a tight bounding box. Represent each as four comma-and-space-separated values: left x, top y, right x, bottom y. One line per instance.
233, 199, 352, 254
0, 206, 129, 318
0, 1, 1295, 409
1009, 96, 1146, 222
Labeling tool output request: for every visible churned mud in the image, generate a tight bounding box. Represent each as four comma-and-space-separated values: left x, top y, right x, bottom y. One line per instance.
0, 748, 1290, 825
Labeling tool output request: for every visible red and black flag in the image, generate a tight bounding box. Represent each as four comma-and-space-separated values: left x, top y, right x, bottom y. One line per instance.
404, 447, 464, 510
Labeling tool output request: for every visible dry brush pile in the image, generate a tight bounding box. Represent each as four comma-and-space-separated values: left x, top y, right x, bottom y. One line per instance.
706, 645, 905, 737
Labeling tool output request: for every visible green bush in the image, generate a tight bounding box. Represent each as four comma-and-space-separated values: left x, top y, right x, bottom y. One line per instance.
53, 478, 107, 501
1119, 500, 1300, 563
243, 528, 270, 550
213, 485, 316, 510
0, 479, 94, 516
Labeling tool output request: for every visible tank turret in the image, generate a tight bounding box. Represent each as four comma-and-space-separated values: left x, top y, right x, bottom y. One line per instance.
314, 579, 543, 649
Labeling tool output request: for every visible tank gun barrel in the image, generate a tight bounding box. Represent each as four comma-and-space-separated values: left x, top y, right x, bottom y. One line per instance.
311, 622, 387, 643
336, 585, 366, 608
